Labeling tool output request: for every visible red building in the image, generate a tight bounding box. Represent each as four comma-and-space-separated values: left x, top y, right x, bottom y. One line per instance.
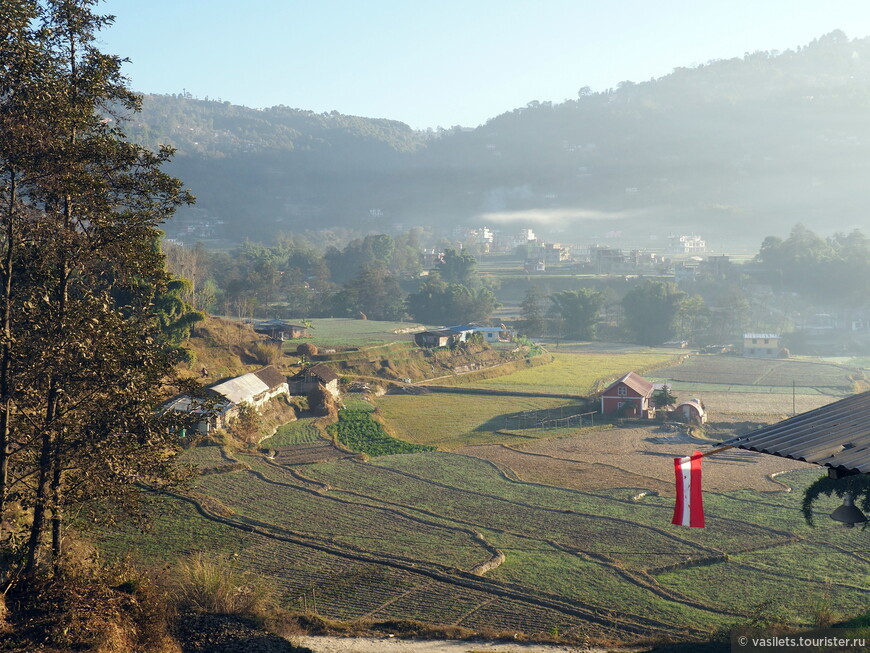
600, 372, 655, 419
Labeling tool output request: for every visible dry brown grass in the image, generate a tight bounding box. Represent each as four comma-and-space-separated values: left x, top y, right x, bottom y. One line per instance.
509, 424, 813, 493
181, 316, 280, 381
171, 552, 274, 619
6, 540, 181, 653
457, 442, 674, 493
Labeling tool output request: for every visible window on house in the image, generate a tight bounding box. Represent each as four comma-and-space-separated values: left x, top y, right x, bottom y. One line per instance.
764, 339, 769, 344
618, 386, 627, 396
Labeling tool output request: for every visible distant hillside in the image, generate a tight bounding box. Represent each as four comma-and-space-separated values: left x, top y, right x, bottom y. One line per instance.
136, 31, 870, 249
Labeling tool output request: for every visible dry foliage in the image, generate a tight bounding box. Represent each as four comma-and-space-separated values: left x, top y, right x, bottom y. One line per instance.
296, 342, 318, 358
249, 341, 284, 366
5, 541, 179, 653
171, 552, 274, 619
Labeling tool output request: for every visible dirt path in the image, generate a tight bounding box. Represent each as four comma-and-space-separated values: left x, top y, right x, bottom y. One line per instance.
294, 635, 603, 653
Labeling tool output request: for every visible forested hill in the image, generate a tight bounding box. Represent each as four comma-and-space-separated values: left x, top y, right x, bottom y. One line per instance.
138, 30, 870, 247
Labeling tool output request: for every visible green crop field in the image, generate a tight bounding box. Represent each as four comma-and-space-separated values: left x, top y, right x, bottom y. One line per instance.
100, 447, 870, 642
328, 406, 435, 456
262, 417, 323, 447
444, 351, 682, 394
95, 350, 870, 643
374, 393, 572, 449
282, 318, 425, 349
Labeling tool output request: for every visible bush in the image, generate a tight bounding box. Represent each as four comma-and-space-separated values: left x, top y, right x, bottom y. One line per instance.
250, 341, 283, 366
5, 546, 178, 653
230, 404, 263, 443
172, 552, 274, 618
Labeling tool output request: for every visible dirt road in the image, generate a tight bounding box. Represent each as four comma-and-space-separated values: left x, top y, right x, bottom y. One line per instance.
294, 635, 595, 653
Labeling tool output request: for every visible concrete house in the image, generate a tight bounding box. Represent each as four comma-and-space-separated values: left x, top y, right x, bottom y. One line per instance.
600, 372, 655, 419
415, 329, 462, 348
163, 365, 289, 436
447, 324, 513, 344
743, 333, 781, 358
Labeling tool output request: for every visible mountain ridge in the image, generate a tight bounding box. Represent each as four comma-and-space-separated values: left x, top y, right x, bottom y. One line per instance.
135, 30, 870, 249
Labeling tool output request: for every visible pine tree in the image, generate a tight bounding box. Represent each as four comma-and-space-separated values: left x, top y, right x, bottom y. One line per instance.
0, 0, 193, 579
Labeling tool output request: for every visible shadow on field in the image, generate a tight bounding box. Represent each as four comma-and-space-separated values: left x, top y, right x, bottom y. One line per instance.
473, 402, 595, 432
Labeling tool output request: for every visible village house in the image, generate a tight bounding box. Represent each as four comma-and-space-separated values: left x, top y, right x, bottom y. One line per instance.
670, 234, 706, 254
253, 319, 308, 341
743, 333, 781, 358
415, 329, 463, 348
600, 372, 656, 419
164, 365, 289, 435
289, 363, 340, 399
469, 325, 513, 343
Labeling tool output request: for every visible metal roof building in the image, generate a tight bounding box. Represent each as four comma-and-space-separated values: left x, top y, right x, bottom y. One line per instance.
208, 365, 289, 407
720, 390, 870, 475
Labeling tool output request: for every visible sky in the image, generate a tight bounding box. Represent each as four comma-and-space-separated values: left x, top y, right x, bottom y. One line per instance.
98, 0, 870, 130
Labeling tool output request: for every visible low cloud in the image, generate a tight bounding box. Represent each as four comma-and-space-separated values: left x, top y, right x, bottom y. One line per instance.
476, 207, 651, 226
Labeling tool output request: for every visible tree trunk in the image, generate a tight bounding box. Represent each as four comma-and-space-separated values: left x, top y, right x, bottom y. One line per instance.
0, 169, 15, 517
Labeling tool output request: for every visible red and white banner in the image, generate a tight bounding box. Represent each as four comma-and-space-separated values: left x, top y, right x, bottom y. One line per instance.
672, 450, 705, 528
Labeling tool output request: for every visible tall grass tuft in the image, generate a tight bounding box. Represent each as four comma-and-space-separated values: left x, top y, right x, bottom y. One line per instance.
250, 341, 283, 366
172, 553, 273, 618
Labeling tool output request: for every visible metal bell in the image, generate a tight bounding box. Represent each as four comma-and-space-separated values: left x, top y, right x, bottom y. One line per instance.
830, 492, 868, 528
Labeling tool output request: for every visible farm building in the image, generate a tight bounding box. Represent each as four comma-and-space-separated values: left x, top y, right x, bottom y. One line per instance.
675, 399, 707, 424
448, 324, 513, 343
290, 363, 340, 399
253, 319, 308, 341
415, 329, 463, 348
209, 365, 290, 409
600, 372, 656, 419
743, 333, 781, 358
160, 393, 230, 436
162, 365, 289, 435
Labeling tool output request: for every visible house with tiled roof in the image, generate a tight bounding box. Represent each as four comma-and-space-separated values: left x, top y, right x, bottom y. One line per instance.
289, 363, 340, 399
600, 372, 655, 419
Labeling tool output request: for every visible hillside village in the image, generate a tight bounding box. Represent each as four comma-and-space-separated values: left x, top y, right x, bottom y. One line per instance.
3, 5, 870, 652
128, 311, 870, 650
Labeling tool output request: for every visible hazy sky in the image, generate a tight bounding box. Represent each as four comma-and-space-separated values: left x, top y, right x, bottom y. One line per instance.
99, 0, 870, 130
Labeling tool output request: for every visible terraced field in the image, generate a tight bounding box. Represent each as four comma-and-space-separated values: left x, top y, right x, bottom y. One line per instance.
108, 438, 870, 642
375, 393, 572, 449
100, 352, 869, 642
283, 318, 424, 348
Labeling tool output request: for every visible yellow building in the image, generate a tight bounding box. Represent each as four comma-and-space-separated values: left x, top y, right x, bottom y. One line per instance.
743, 333, 780, 358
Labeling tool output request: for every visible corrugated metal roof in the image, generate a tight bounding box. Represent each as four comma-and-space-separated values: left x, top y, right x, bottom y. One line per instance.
210, 374, 270, 404
720, 390, 870, 475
